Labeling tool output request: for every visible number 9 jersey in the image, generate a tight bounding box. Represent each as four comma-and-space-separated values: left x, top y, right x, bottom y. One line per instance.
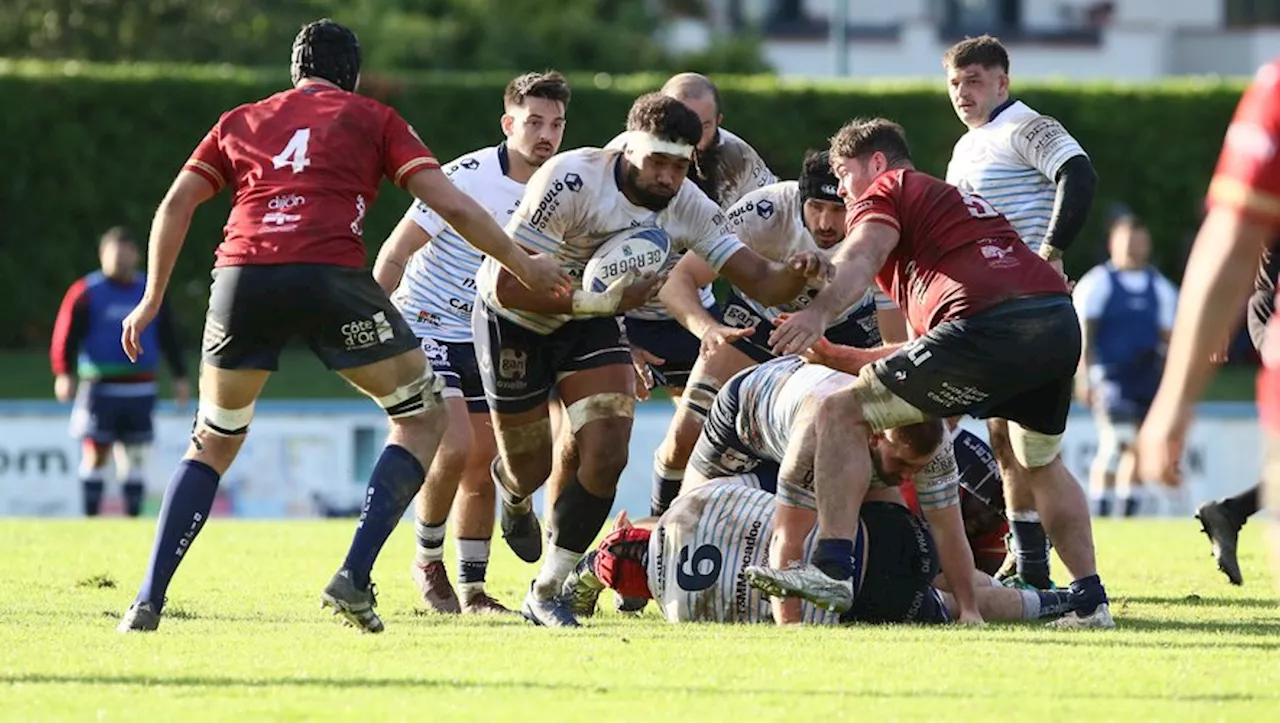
183, 84, 439, 269
647, 480, 841, 625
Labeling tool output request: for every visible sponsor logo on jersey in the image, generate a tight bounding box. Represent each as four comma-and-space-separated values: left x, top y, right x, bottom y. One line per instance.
755, 199, 775, 219
268, 193, 307, 210
564, 172, 584, 192
461, 157, 481, 170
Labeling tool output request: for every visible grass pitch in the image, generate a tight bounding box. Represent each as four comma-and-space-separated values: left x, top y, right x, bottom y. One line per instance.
1, 518, 1277, 721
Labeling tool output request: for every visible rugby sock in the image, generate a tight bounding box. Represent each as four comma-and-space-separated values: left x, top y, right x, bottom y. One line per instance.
457, 538, 491, 595
81, 474, 105, 517
533, 547, 583, 600
1009, 511, 1052, 587
549, 477, 615, 554
814, 538, 854, 581
1121, 495, 1140, 518
414, 518, 447, 566
650, 458, 685, 516
123, 478, 146, 518
1221, 485, 1261, 523
136, 460, 220, 610
1093, 491, 1114, 518
341, 444, 425, 591
1019, 589, 1075, 619
1068, 574, 1109, 617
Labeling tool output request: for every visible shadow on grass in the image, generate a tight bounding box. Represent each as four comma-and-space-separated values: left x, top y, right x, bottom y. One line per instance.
1117, 595, 1279, 610
2, 673, 1278, 702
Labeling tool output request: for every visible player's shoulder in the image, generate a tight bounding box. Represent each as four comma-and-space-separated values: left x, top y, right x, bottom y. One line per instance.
716, 127, 758, 155
1072, 264, 1111, 301
723, 181, 799, 228
440, 146, 502, 184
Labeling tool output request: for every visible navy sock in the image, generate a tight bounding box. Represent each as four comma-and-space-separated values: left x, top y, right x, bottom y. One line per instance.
650, 461, 684, 517
814, 538, 854, 580
1011, 519, 1051, 586
1036, 589, 1075, 618
123, 479, 146, 517
1122, 496, 1140, 518
341, 445, 425, 590
82, 477, 105, 517
1097, 497, 1113, 518
550, 477, 615, 554
1069, 574, 1108, 616
136, 460, 221, 610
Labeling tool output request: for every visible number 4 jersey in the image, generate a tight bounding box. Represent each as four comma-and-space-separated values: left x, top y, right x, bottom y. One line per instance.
846, 169, 1069, 337
184, 84, 439, 269
647, 480, 841, 625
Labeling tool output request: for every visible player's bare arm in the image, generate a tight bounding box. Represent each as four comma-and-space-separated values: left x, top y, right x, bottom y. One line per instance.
875, 307, 909, 344
1139, 209, 1268, 484
769, 222, 899, 356
769, 500, 816, 625
921, 500, 983, 624
799, 334, 905, 375
372, 217, 433, 294
122, 170, 216, 362
494, 266, 665, 316
659, 252, 754, 356
406, 168, 571, 297
718, 246, 830, 310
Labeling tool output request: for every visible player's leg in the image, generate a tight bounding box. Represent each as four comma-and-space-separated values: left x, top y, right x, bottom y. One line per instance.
1114, 437, 1142, 518
1088, 407, 1119, 517
541, 399, 574, 528
69, 384, 114, 516
81, 440, 112, 517
651, 342, 758, 515
409, 393, 470, 613
113, 390, 158, 518
940, 583, 1074, 622
119, 265, 280, 633
1196, 482, 1258, 586
988, 418, 1053, 589
453, 404, 512, 614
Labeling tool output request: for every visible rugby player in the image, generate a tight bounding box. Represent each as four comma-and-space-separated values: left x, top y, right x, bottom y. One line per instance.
680, 354, 983, 622
373, 71, 571, 615
943, 35, 1097, 589
560, 480, 1073, 625
115, 20, 570, 633
649, 151, 906, 517
755, 118, 1113, 628
1190, 249, 1280, 585
52, 227, 190, 517
1138, 59, 1280, 591
473, 93, 830, 627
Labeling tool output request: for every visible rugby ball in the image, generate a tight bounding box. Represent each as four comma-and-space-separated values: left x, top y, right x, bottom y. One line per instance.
582, 226, 672, 292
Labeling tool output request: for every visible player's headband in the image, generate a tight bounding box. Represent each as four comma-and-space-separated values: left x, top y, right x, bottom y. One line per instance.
798, 153, 842, 206
627, 131, 696, 160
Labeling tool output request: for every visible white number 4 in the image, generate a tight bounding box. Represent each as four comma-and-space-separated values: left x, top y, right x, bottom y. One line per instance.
272, 128, 311, 173
961, 190, 999, 219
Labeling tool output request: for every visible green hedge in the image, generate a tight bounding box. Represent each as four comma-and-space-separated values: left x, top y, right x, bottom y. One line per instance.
0, 60, 1250, 349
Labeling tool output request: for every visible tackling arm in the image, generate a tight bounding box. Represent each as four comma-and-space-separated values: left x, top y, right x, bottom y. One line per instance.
657, 253, 721, 338
372, 216, 433, 294
716, 247, 821, 308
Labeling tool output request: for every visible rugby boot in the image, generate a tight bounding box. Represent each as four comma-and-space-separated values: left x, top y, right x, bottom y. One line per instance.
1196, 500, 1244, 585
321, 569, 384, 633
561, 552, 605, 618
745, 562, 854, 613
521, 582, 582, 628
117, 601, 161, 633
411, 560, 461, 614
460, 590, 516, 616
1047, 602, 1116, 629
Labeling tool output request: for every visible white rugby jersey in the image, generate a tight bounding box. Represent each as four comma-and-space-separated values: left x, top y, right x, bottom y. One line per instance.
721, 181, 894, 325
647, 480, 839, 624
726, 357, 961, 513
945, 100, 1087, 253
606, 128, 777, 321
391, 145, 523, 342
475, 148, 745, 334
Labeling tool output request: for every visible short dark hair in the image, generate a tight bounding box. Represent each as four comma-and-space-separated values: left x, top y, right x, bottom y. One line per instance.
829, 118, 912, 166
504, 71, 571, 110
889, 419, 946, 459
625, 92, 702, 148
943, 35, 1010, 73
99, 226, 135, 249
1111, 213, 1147, 234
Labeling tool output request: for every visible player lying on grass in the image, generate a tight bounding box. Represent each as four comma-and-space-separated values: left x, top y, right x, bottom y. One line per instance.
561, 478, 1074, 625
647, 151, 906, 518
676, 353, 983, 622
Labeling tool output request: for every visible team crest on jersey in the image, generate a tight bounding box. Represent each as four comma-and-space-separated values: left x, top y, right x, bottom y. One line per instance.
461, 158, 481, 170
498, 349, 528, 380
564, 173, 584, 192
755, 199, 775, 219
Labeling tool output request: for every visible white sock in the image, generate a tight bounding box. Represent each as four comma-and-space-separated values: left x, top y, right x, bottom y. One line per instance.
532, 546, 582, 600
414, 519, 446, 565
1019, 589, 1042, 619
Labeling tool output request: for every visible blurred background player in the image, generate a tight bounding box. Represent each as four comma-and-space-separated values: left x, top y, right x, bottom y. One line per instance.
1073, 215, 1178, 517
1194, 249, 1280, 585
942, 35, 1098, 589
115, 19, 569, 633
51, 226, 190, 517
474, 92, 826, 627
373, 71, 571, 616
651, 151, 904, 517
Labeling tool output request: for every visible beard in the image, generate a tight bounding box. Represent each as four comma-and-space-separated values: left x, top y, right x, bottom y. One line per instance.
624, 163, 677, 211
691, 133, 723, 204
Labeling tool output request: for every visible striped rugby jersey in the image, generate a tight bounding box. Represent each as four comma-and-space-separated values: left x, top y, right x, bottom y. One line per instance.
945, 100, 1087, 253
647, 479, 839, 624
475, 148, 745, 334
720, 181, 894, 325
391, 145, 524, 342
